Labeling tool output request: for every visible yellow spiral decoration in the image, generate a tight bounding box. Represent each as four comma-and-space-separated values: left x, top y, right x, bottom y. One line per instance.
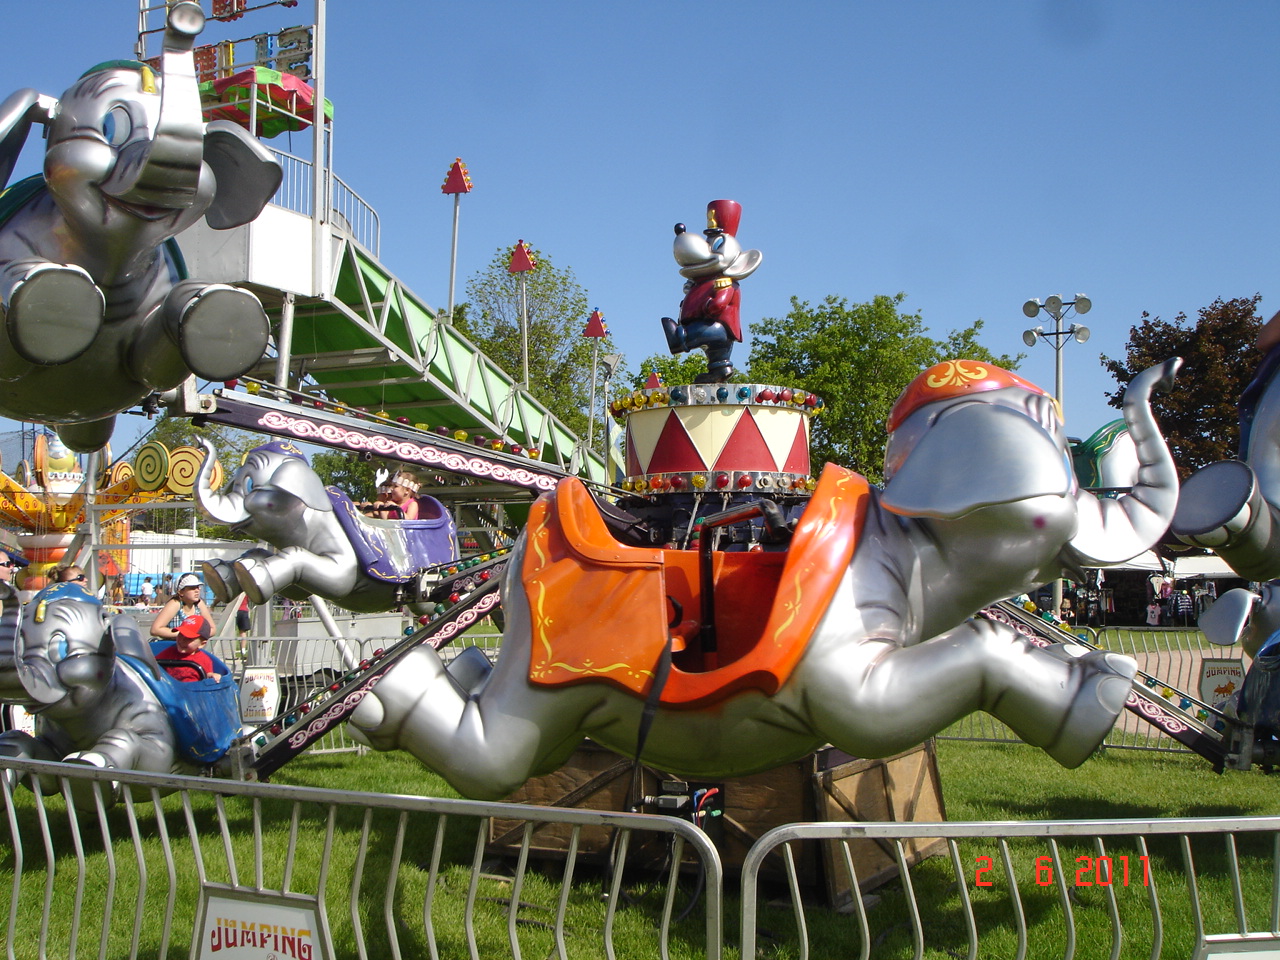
134, 441, 170, 492
107, 461, 134, 488
166, 445, 205, 495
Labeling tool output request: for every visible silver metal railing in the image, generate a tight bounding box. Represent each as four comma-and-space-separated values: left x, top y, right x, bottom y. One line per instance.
5, 756, 1279, 959
741, 816, 1280, 960
265, 149, 380, 256
0, 757, 723, 960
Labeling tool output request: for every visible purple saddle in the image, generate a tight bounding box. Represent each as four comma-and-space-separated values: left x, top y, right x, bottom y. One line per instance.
328, 488, 459, 583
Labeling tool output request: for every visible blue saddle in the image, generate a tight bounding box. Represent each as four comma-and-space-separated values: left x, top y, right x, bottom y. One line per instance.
117, 641, 240, 764
327, 486, 459, 583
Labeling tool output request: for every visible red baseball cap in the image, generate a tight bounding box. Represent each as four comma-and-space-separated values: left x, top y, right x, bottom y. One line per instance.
177, 615, 211, 640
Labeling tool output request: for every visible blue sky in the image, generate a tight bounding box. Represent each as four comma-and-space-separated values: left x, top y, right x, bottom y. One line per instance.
3, 1, 1278, 453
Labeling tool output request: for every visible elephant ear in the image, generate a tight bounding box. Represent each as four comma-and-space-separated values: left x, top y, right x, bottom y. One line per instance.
274, 456, 336, 512
1199, 587, 1257, 647
202, 119, 283, 229
109, 615, 160, 679
0, 88, 54, 193
881, 403, 1072, 520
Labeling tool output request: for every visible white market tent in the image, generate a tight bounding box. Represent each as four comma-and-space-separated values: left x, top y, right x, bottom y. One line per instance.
1104, 551, 1240, 579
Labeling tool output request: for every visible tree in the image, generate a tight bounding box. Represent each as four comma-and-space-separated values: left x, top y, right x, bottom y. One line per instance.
1102, 294, 1263, 479
311, 450, 379, 500
625, 352, 728, 392
747, 295, 1019, 483
458, 245, 621, 438
139, 413, 251, 461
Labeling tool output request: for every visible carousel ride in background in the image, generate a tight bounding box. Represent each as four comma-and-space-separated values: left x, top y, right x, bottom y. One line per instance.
0, 431, 224, 595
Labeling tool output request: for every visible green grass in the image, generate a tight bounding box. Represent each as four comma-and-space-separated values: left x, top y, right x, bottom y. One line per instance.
742, 742, 1280, 959
3, 742, 1280, 958
936, 740, 1280, 821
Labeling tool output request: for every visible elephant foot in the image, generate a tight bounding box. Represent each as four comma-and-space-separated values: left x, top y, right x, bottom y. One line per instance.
232, 557, 274, 606
61, 751, 121, 810
1173, 459, 1257, 549
57, 418, 117, 454
6, 264, 103, 365
202, 558, 237, 605
172, 282, 269, 382
1042, 649, 1137, 768
0, 732, 59, 793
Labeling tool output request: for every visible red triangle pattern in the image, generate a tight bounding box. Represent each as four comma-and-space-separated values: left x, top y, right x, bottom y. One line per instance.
781, 419, 811, 474
646, 410, 707, 473
508, 241, 536, 273
441, 159, 472, 194
625, 430, 642, 477
713, 409, 775, 472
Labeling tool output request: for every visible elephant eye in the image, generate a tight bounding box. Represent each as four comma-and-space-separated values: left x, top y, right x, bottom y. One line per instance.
51, 634, 68, 662
711, 236, 725, 253
102, 105, 132, 147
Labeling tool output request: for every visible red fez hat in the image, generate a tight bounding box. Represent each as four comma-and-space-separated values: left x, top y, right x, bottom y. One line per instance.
888, 360, 1050, 433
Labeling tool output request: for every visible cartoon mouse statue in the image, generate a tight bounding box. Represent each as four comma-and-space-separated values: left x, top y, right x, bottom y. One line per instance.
660, 199, 762, 382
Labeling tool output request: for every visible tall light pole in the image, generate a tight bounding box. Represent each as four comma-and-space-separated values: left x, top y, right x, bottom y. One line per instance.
1022, 293, 1092, 621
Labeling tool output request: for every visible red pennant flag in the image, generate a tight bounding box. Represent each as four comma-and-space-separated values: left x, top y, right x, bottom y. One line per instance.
508, 240, 536, 273
441, 158, 473, 194
582, 309, 607, 338
645, 371, 662, 389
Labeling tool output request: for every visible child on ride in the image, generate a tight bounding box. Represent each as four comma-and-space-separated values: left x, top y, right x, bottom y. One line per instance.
155, 615, 218, 682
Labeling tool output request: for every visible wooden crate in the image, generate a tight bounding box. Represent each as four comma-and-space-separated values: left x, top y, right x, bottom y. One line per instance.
487, 740, 946, 904
814, 742, 949, 905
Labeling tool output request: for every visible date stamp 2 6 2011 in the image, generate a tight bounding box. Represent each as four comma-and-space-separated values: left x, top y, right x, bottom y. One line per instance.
974, 855, 1151, 888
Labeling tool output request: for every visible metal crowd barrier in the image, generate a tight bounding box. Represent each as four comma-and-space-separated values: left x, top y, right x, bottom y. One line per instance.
0, 757, 723, 960
741, 816, 1280, 960
4, 757, 1278, 959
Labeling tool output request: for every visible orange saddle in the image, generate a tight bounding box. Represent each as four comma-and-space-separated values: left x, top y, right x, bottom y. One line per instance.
523, 464, 871, 709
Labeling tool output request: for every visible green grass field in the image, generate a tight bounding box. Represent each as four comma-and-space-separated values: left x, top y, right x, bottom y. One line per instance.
2, 739, 1279, 958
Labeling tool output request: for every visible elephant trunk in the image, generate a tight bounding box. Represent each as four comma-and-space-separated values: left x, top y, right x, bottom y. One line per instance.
196, 438, 248, 526
99, 1, 206, 209
1064, 357, 1182, 566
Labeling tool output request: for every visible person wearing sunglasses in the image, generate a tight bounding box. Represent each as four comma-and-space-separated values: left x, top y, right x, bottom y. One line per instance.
0, 536, 28, 586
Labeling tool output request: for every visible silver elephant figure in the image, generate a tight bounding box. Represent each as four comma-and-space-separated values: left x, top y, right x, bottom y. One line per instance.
1173, 335, 1280, 762
1174, 337, 1280, 580
0, 1, 282, 452
348, 358, 1182, 800
195, 439, 460, 612
0, 582, 239, 807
